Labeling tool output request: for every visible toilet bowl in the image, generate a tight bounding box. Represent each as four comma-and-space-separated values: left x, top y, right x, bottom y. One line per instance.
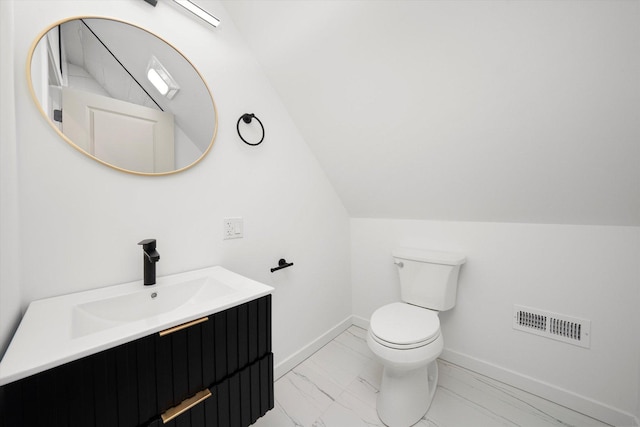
367, 302, 443, 427
367, 248, 465, 427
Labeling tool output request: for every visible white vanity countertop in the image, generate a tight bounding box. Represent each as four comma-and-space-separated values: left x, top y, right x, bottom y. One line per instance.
0, 266, 274, 386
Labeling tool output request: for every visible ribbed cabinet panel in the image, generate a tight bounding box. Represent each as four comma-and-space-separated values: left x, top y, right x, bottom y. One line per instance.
149, 353, 274, 427
0, 294, 273, 427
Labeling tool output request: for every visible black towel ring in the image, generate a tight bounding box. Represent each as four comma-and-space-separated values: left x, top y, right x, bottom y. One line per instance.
237, 113, 265, 146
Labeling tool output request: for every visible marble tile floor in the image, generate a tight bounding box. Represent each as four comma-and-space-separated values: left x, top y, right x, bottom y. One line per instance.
254, 326, 611, 427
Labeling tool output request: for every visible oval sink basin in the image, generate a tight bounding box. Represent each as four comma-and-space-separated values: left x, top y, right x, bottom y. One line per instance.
71, 277, 237, 337
0, 266, 273, 386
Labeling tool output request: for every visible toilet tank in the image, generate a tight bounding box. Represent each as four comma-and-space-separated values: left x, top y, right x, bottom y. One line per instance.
393, 248, 466, 311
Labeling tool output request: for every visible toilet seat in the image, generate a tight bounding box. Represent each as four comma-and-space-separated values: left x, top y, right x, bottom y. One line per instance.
370, 302, 440, 350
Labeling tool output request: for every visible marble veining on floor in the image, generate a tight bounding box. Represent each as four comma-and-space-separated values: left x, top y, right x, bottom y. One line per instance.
254, 326, 611, 427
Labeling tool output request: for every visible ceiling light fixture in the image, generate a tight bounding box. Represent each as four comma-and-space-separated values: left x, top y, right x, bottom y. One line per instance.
146, 56, 180, 99
173, 0, 220, 28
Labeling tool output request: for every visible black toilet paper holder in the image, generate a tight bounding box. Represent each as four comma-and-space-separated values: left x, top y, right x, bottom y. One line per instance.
270, 258, 293, 273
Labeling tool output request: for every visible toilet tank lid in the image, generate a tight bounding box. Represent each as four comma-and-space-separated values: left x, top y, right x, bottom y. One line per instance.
393, 248, 466, 265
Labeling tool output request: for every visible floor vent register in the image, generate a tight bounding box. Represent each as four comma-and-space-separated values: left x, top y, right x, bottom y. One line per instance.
513, 305, 591, 348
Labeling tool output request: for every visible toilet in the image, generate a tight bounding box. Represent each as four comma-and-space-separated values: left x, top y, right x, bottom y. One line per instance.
367, 248, 466, 427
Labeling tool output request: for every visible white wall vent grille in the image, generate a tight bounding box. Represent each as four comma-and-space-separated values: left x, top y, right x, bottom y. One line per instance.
513, 305, 591, 349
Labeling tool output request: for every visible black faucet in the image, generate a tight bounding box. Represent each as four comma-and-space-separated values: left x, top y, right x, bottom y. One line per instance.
138, 239, 160, 285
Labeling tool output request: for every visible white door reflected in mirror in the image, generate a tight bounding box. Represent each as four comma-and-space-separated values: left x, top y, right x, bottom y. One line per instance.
63, 87, 175, 173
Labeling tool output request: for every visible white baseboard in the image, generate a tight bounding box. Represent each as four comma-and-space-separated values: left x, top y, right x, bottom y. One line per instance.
273, 315, 353, 380
272, 317, 639, 426
351, 314, 369, 330
440, 348, 639, 427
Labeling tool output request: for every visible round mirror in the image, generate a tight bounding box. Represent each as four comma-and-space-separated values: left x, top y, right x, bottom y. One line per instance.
27, 17, 217, 175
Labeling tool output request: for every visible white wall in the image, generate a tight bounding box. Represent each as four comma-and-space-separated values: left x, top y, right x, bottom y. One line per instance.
2, 0, 352, 369
225, 0, 640, 227
0, 0, 22, 355
351, 218, 640, 425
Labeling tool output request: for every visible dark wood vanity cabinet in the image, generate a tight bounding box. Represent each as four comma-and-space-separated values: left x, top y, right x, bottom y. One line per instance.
0, 295, 273, 427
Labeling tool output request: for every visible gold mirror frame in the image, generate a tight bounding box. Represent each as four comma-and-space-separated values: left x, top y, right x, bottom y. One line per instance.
26, 16, 218, 176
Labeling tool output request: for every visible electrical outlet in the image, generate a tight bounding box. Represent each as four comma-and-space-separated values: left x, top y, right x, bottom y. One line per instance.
223, 217, 243, 240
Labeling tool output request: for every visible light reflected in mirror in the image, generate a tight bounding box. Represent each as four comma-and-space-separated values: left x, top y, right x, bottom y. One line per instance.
28, 17, 217, 175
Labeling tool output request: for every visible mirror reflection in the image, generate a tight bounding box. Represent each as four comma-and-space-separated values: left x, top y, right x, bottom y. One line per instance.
28, 17, 217, 175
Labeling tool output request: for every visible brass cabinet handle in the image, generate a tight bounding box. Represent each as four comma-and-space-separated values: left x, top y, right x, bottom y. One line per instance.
161, 389, 212, 423
159, 316, 209, 337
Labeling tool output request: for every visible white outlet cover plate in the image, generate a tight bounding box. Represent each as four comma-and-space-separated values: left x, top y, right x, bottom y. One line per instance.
223, 217, 243, 239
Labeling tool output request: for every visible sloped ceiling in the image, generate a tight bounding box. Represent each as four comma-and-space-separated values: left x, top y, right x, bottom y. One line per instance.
222, 0, 640, 226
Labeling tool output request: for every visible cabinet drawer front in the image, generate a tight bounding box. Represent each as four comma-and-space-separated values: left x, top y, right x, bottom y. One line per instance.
206, 352, 274, 427
146, 353, 274, 427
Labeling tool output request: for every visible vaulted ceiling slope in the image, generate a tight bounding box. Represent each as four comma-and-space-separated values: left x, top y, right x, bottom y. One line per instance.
222, 0, 640, 226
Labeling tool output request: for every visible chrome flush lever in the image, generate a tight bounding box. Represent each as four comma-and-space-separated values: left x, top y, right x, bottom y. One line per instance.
394, 261, 404, 268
